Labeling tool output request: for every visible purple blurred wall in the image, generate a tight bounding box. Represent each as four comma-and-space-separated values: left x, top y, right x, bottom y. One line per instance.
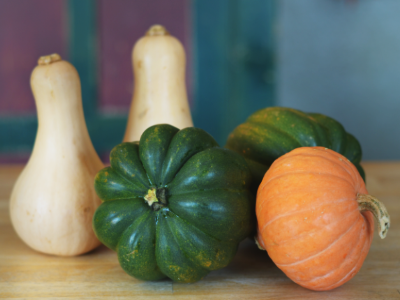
0, 0, 67, 114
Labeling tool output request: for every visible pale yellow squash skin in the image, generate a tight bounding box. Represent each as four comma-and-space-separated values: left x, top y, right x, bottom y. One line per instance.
123, 25, 193, 142
9, 54, 103, 256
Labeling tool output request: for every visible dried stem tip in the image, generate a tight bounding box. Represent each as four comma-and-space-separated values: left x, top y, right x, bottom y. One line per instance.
38, 54, 62, 66
357, 193, 390, 239
146, 25, 169, 36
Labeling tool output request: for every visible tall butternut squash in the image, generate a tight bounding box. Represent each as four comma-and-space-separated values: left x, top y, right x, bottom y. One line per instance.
10, 54, 103, 256
123, 25, 193, 142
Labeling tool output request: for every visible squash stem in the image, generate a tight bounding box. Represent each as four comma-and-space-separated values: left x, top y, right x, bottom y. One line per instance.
146, 24, 169, 36
38, 53, 62, 66
144, 187, 168, 211
357, 194, 390, 239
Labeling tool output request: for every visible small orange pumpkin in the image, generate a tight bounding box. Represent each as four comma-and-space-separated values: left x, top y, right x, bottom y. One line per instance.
256, 147, 390, 291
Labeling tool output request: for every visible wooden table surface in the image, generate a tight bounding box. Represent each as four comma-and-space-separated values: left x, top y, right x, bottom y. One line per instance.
0, 163, 399, 299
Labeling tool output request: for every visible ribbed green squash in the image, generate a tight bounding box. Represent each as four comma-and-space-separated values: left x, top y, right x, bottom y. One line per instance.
93, 124, 254, 283
226, 107, 365, 192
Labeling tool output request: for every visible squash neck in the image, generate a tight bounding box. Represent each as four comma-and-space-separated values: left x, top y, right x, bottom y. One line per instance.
144, 187, 168, 211
31, 59, 91, 149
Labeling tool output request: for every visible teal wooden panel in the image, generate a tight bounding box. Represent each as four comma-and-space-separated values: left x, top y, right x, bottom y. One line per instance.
0, 117, 36, 152
0, 116, 126, 153
68, 0, 127, 154
192, 0, 276, 146
68, 0, 98, 119
192, 0, 231, 145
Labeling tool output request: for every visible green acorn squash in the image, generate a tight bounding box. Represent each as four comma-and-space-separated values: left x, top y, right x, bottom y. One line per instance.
225, 107, 365, 192
93, 124, 254, 283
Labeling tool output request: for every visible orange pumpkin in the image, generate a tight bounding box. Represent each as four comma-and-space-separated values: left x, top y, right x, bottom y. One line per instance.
256, 147, 390, 291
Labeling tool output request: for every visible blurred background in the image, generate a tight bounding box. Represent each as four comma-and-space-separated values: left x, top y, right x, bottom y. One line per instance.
0, 0, 399, 163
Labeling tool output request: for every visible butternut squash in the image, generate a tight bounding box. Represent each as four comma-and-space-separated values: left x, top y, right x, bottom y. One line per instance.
123, 24, 193, 142
9, 54, 103, 256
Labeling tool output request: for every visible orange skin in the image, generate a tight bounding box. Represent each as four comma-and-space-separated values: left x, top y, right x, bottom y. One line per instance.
256, 147, 374, 291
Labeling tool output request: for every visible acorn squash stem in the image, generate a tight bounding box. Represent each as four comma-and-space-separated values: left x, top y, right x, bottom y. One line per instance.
357, 194, 390, 239
144, 188, 158, 206
144, 187, 168, 211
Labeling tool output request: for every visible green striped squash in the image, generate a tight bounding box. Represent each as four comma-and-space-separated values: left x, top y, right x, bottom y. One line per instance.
226, 107, 365, 193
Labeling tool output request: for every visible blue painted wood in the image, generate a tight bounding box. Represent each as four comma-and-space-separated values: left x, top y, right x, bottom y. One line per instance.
67, 0, 127, 155
235, 0, 276, 121
0, 116, 126, 153
192, 0, 276, 146
0, 117, 37, 152
68, 0, 98, 119
192, 0, 231, 145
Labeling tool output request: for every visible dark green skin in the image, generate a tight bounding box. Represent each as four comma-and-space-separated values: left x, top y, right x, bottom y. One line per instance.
93, 124, 254, 283
225, 107, 365, 193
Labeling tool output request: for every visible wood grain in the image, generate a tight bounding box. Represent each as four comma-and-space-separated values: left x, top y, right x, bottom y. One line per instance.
0, 163, 399, 299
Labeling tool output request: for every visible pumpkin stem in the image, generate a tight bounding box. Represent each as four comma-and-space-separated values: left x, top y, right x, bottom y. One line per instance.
357, 194, 390, 239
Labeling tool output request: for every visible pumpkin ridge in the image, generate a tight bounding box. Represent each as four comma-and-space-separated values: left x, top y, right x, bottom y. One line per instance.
274, 150, 358, 185
301, 149, 360, 185
275, 214, 360, 268
293, 216, 364, 284
258, 169, 355, 197
262, 206, 359, 245
311, 224, 370, 291
258, 197, 355, 235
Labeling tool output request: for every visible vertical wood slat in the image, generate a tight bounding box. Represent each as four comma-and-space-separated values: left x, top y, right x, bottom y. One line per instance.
192, 0, 231, 145
66, 0, 127, 156
192, 0, 276, 146
67, 0, 98, 119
